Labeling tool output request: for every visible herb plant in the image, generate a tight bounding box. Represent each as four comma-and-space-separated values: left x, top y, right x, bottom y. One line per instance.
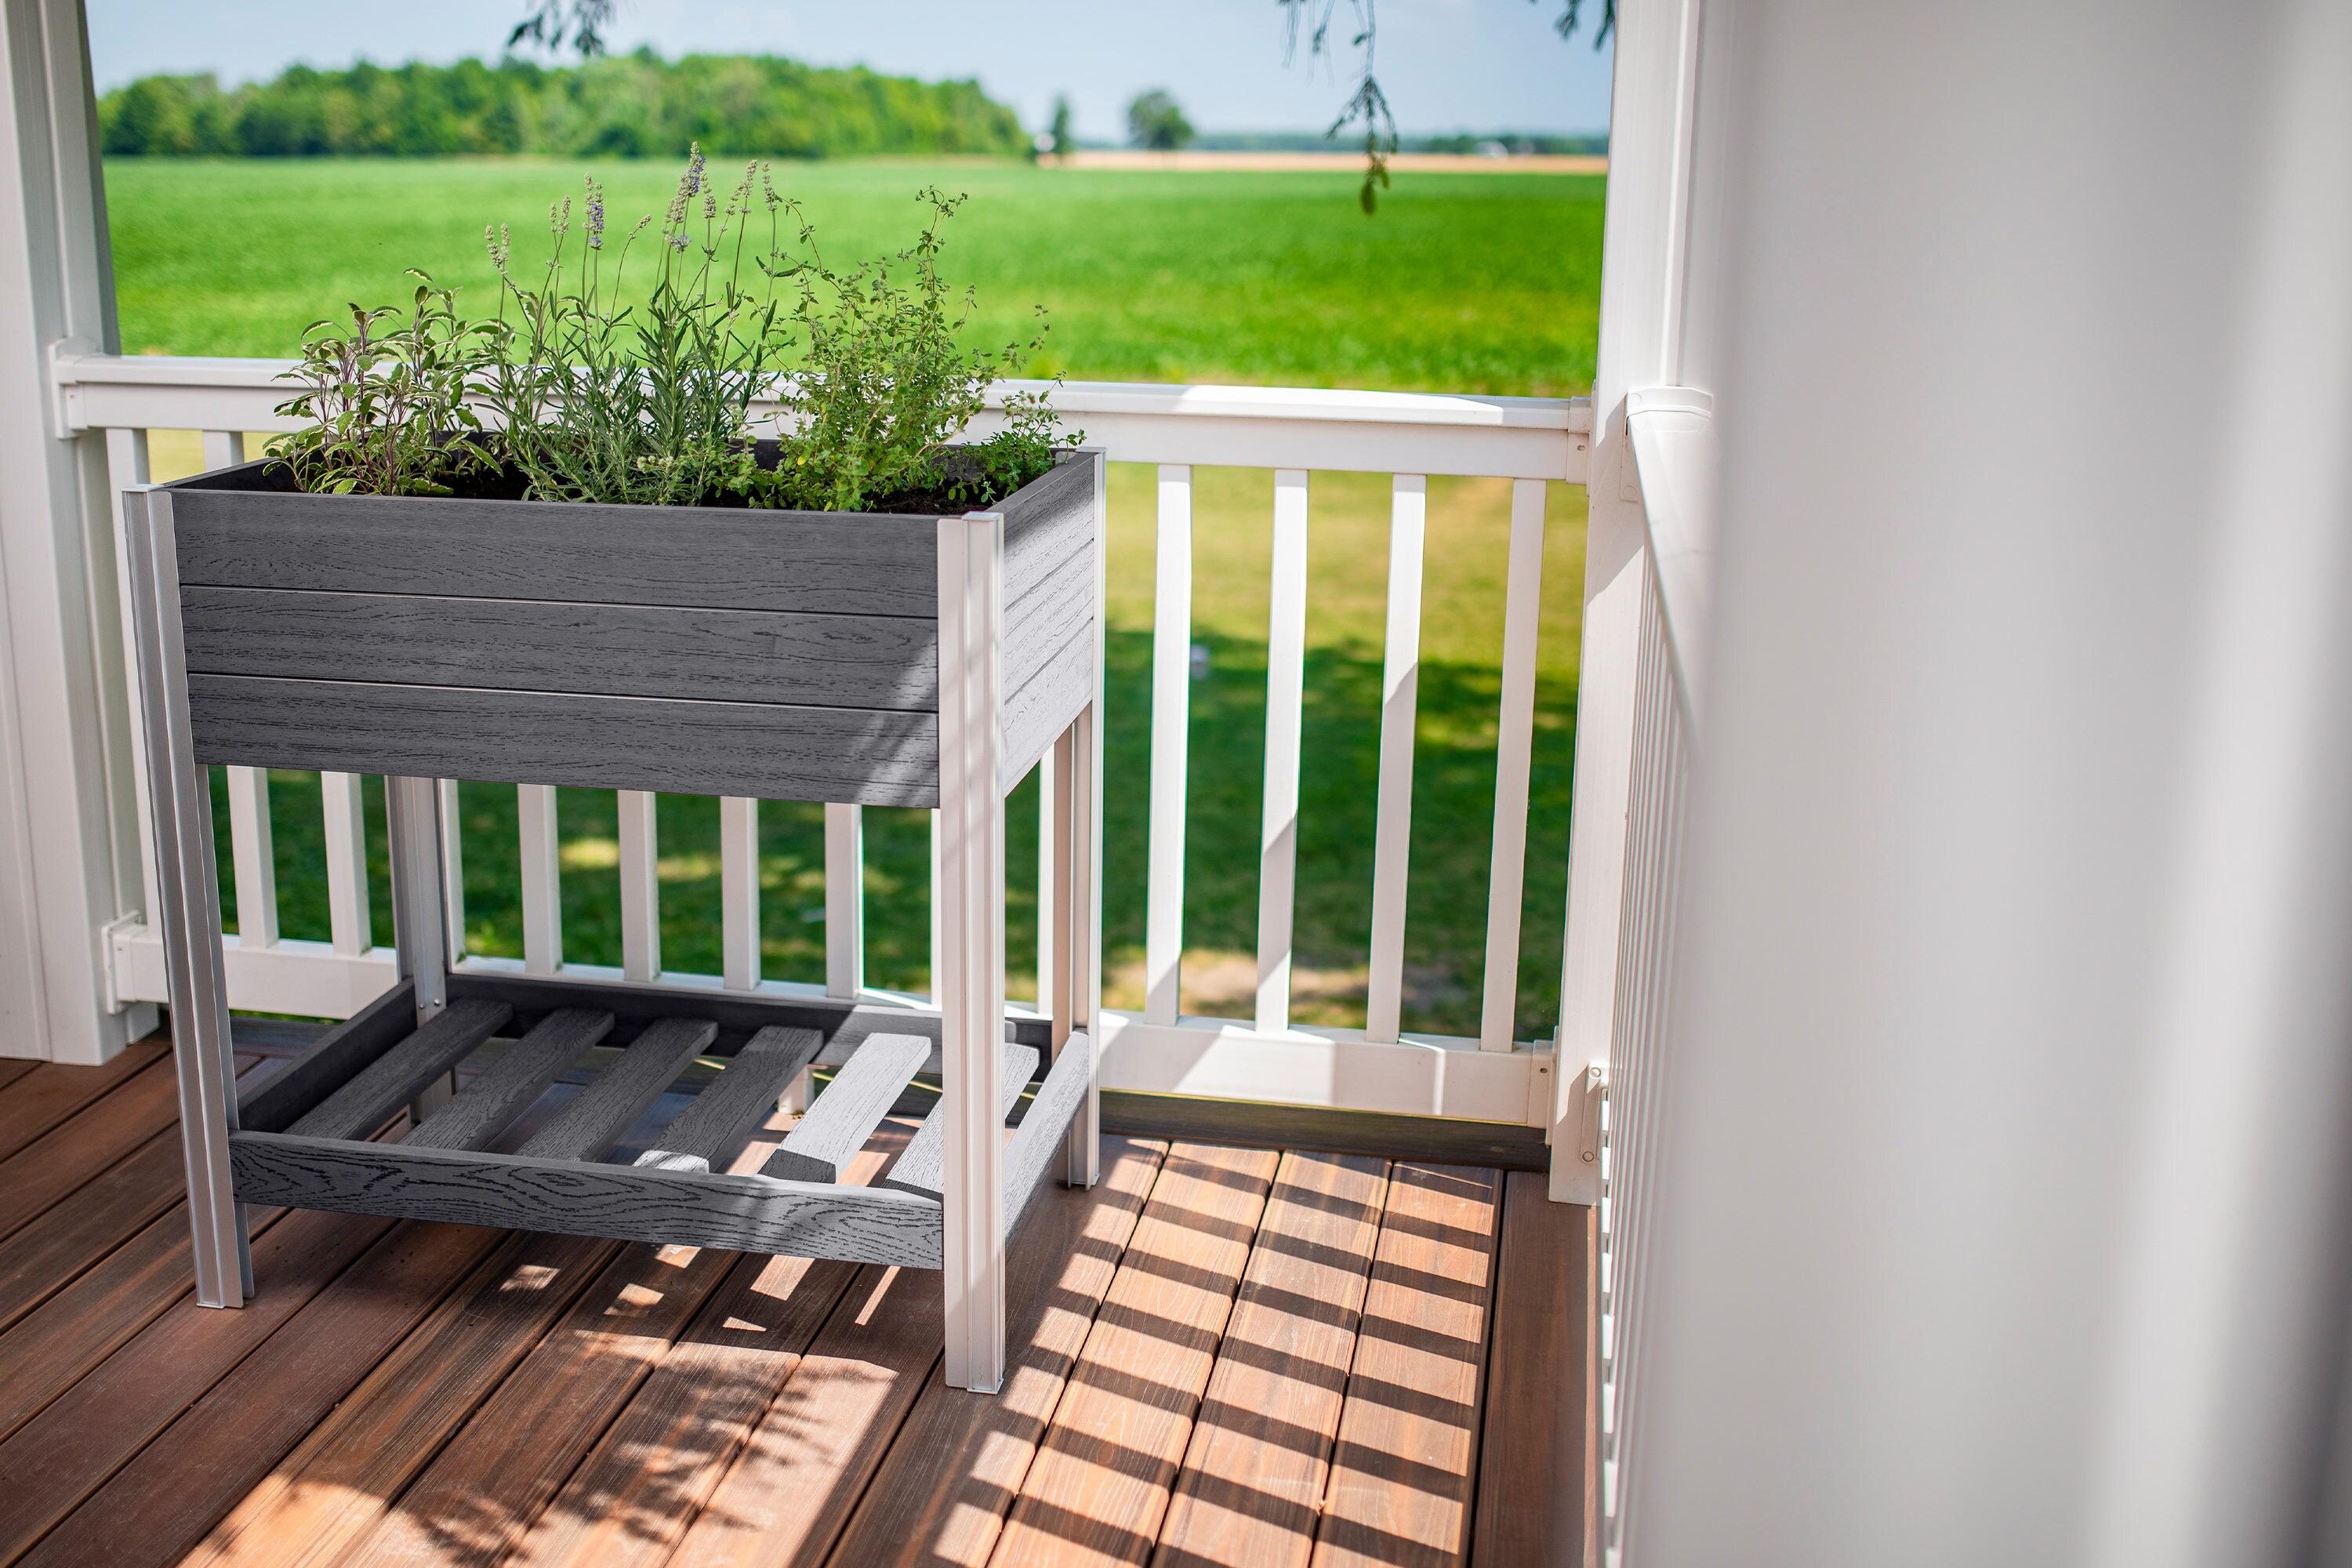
268, 148, 1078, 513
269, 272, 497, 496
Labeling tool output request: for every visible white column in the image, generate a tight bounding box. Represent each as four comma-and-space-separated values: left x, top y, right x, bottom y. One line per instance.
0, 0, 149, 1062
1624, 2, 2352, 1566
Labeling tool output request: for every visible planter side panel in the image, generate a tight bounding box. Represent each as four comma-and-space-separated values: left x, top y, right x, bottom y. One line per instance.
186, 674, 939, 807
999, 452, 1100, 788
169, 484, 939, 616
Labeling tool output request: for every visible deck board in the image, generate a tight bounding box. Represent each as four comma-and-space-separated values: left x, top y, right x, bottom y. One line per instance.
0, 1037, 1580, 1568
989, 1142, 1283, 1566
822, 1138, 1167, 1568
0, 1054, 196, 1242
1310, 1164, 1502, 1568
1471, 1173, 1597, 1568
1155, 1152, 1391, 1568
0, 1042, 165, 1163
0, 1055, 262, 1334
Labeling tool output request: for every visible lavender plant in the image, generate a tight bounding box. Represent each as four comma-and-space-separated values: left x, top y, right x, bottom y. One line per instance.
270, 148, 1076, 512
477, 150, 786, 507
267, 272, 497, 495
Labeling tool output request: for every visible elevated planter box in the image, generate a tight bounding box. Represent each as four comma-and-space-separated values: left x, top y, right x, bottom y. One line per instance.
123, 446, 1105, 1393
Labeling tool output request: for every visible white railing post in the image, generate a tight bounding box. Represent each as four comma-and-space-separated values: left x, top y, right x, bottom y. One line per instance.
1144, 463, 1194, 1025
618, 789, 660, 982
321, 771, 372, 955
824, 802, 862, 999
1254, 469, 1310, 1035
517, 782, 562, 975
1479, 479, 1548, 1050
720, 796, 760, 991
223, 767, 278, 949
1366, 474, 1426, 1044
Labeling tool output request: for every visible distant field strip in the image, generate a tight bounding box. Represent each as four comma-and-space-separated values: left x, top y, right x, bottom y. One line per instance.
1047, 150, 1609, 173
101, 155, 1604, 396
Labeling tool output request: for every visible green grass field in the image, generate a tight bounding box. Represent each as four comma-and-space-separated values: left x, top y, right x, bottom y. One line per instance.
103, 157, 1602, 394
115, 156, 1599, 1040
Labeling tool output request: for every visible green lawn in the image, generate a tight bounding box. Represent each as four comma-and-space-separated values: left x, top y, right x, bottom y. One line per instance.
117, 156, 1598, 1040
103, 157, 1602, 395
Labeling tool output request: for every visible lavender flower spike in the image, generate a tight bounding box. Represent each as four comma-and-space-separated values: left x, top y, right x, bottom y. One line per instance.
586, 178, 605, 249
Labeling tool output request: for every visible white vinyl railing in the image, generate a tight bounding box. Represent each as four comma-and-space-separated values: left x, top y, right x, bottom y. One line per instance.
1599, 386, 1712, 1549
56, 351, 1590, 1127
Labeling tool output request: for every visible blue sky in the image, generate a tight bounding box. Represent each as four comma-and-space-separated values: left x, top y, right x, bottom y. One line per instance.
82, 1, 1613, 138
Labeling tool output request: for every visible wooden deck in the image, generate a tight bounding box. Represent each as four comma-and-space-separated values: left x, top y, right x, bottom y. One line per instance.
0, 1037, 1594, 1568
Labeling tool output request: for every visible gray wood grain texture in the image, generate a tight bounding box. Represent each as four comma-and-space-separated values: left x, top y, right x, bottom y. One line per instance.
882, 1041, 1042, 1197
1003, 1030, 1094, 1236
1001, 452, 1098, 609
227, 1131, 946, 1267
761, 1032, 931, 1183
1001, 539, 1093, 704
285, 998, 511, 1142
237, 979, 416, 1134
181, 588, 938, 710
444, 970, 1050, 1066
1000, 622, 1093, 793
404, 1007, 612, 1152
186, 674, 941, 808
169, 483, 940, 617
633, 1024, 822, 1173
517, 1016, 716, 1161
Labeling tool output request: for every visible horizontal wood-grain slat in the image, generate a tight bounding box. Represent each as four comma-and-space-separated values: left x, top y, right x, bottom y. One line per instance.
634, 1024, 821, 1172
181, 587, 938, 710
762, 1033, 929, 1183
170, 484, 940, 616
238, 981, 416, 1135
405, 1008, 613, 1152
228, 1131, 946, 1265
187, 674, 942, 806
285, 998, 510, 1142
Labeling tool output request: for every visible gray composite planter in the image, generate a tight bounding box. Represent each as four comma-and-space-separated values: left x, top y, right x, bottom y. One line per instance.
122, 445, 1105, 1392
157, 447, 1102, 804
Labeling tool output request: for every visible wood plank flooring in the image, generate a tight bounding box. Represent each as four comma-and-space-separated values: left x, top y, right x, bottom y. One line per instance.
0, 1036, 1588, 1566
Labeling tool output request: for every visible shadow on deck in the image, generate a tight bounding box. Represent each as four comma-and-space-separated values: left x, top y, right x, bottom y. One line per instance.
0, 1034, 1594, 1567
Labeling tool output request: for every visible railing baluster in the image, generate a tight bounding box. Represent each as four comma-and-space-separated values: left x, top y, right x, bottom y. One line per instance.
1367, 475, 1427, 1043
928, 809, 943, 1002
619, 789, 660, 982
824, 802, 862, 998
225, 766, 278, 948
320, 771, 371, 954
1255, 469, 1310, 1035
1034, 760, 1057, 1008
437, 779, 466, 966
1479, 479, 1549, 1050
198, 430, 245, 472
517, 782, 561, 974
103, 426, 162, 928
1145, 464, 1194, 1025
720, 795, 760, 990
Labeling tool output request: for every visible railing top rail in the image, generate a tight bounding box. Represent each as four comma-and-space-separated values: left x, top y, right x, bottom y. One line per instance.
53, 353, 1592, 481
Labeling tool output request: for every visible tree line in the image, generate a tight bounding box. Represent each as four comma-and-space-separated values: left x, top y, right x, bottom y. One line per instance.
98, 50, 1028, 159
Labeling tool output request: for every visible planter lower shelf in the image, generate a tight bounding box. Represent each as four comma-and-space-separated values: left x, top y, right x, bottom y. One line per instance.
229, 978, 1091, 1268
